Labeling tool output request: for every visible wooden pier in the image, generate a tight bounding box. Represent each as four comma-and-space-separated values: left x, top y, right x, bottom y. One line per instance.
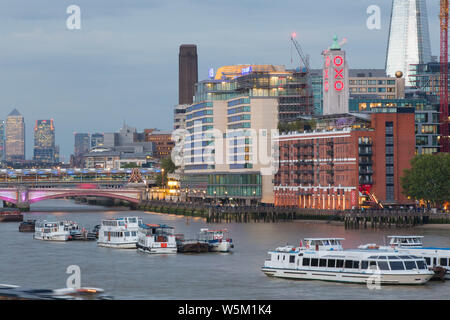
138, 200, 448, 228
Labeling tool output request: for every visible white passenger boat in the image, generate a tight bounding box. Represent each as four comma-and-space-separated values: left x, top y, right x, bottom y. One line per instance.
137, 223, 177, 254
34, 220, 79, 241
198, 228, 233, 252
262, 245, 434, 285
97, 217, 142, 249
359, 236, 450, 279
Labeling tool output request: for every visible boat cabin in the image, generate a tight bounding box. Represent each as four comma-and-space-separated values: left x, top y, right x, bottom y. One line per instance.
199, 228, 229, 241
387, 236, 423, 248
139, 224, 174, 242
303, 238, 344, 251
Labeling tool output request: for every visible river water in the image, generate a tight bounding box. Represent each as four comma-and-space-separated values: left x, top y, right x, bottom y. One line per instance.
1, 199, 450, 300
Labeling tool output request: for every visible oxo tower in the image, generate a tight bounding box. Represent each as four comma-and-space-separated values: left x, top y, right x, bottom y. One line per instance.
385, 0, 432, 86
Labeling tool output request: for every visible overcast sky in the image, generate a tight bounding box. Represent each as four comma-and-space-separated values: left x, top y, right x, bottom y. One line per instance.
0, 0, 441, 161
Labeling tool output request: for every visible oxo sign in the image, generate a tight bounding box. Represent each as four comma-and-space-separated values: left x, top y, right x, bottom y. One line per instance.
324, 55, 345, 92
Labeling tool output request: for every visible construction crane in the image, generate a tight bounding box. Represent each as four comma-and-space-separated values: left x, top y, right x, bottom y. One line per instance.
440, 0, 449, 153
290, 32, 312, 114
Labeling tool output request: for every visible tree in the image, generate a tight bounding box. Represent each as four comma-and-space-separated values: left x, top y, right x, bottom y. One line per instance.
401, 153, 450, 208
121, 162, 139, 168
156, 157, 177, 187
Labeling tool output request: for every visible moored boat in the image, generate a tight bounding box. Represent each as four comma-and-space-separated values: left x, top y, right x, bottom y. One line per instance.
0, 210, 23, 222
359, 235, 450, 280
198, 228, 233, 252
34, 220, 79, 241
19, 220, 36, 232
137, 223, 177, 254
262, 245, 434, 285
97, 217, 141, 249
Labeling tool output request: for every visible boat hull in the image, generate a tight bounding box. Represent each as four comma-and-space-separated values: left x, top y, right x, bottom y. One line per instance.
34, 234, 70, 241
0, 213, 23, 222
261, 267, 433, 285
97, 242, 137, 249
209, 241, 232, 252
137, 246, 177, 254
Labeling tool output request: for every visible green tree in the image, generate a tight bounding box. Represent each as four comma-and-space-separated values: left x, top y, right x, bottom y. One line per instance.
401, 153, 450, 207
156, 157, 177, 187
121, 162, 139, 168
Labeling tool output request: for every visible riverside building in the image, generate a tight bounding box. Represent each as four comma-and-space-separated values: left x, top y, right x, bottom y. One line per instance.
274, 108, 416, 209
349, 98, 440, 155
180, 64, 312, 204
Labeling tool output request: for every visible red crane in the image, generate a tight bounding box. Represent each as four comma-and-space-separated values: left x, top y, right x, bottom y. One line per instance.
440, 0, 449, 153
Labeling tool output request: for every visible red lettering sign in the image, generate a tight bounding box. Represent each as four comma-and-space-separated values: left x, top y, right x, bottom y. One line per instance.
334, 68, 343, 79
334, 56, 344, 67
334, 80, 344, 91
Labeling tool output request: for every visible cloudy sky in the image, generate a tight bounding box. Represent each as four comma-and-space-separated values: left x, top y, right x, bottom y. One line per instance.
0, 0, 441, 161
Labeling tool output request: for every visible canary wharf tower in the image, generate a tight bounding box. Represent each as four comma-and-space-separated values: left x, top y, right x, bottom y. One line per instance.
385, 0, 432, 86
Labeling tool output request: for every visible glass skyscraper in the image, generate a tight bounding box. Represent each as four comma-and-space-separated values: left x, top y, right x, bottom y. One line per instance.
385, 0, 432, 86
33, 119, 56, 163
5, 109, 25, 161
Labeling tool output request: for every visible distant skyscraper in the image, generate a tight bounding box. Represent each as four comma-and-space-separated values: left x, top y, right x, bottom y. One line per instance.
179, 44, 198, 105
0, 120, 5, 161
74, 133, 90, 156
33, 119, 56, 163
385, 0, 432, 86
91, 133, 104, 149
5, 109, 25, 161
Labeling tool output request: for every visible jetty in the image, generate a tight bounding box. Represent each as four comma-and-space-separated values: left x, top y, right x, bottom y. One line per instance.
139, 200, 449, 228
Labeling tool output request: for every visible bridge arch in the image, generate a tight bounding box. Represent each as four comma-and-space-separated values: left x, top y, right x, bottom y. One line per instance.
0, 195, 17, 204
28, 190, 141, 205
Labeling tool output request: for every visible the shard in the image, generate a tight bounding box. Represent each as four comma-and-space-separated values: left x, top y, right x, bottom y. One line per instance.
385, 0, 432, 86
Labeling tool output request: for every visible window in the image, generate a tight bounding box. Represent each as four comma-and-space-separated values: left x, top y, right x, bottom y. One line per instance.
353, 261, 360, 269
336, 259, 344, 268
377, 261, 390, 270
311, 258, 319, 267
440, 258, 448, 266
389, 261, 405, 270
361, 260, 369, 269
344, 260, 353, 268
289, 255, 295, 263
404, 261, 417, 270
302, 258, 310, 266
416, 261, 427, 270
319, 259, 327, 267
327, 259, 336, 268
424, 257, 431, 265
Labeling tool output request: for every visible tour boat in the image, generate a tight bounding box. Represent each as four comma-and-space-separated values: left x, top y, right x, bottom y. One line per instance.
359, 235, 450, 279
137, 223, 177, 254
97, 217, 142, 249
198, 228, 233, 252
262, 245, 434, 285
34, 220, 79, 241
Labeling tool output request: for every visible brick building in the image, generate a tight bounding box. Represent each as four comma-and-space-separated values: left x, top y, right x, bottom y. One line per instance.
144, 129, 174, 159
274, 108, 415, 209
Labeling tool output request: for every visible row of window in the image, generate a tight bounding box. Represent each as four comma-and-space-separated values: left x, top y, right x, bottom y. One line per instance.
103, 231, 137, 238
228, 114, 251, 123
349, 80, 396, 85
299, 257, 427, 271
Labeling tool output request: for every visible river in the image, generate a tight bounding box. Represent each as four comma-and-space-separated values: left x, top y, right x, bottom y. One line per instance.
1, 199, 449, 299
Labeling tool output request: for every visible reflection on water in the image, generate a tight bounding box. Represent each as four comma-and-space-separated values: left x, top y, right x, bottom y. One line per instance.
1, 199, 450, 299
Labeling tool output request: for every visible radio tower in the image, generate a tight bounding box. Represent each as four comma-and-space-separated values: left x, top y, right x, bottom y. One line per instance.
440, 0, 449, 153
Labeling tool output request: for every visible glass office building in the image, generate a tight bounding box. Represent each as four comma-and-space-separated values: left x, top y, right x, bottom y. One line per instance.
385, 0, 432, 86
33, 120, 56, 163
